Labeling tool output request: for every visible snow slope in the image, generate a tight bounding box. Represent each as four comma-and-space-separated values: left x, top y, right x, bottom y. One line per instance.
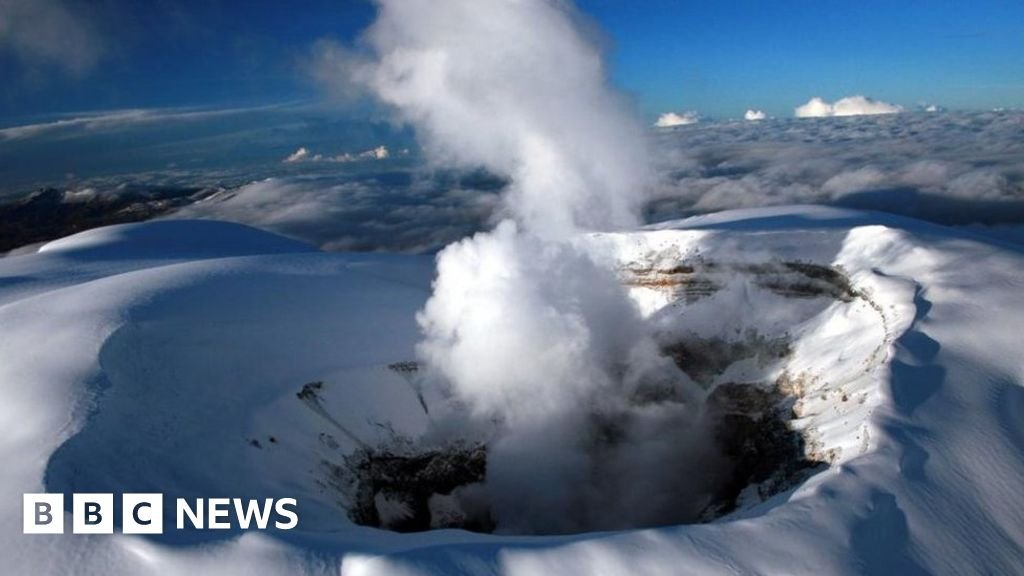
1, 208, 1022, 574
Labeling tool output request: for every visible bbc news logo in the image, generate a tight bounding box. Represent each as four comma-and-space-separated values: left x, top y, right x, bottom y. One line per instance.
23, 494, 298, 534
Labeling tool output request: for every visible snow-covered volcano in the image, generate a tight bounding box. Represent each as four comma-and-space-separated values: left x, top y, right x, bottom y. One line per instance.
1, 205, 1023, 574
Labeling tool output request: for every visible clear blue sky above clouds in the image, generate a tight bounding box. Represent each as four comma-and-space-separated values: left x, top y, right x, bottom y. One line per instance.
1, 0, 1021, 122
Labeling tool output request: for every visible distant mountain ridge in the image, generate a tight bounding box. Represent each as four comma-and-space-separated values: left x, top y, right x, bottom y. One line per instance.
0, 186, 218, 254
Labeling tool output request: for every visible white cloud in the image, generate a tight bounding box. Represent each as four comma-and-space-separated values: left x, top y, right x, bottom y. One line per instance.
822, 167, 886, 198
0, 0, 104, 76
0, 105, 277, 142
794, 97, 833, 118
655, 111, 700, 128
0, 110, 151, 141
365, 145, 389, 160
282, 145, 390, 164
60, 187, 99, 203
744, 109, 767, 121
795, 95, 903, 118
283, 147, 311, 163
335, 145, 390, 162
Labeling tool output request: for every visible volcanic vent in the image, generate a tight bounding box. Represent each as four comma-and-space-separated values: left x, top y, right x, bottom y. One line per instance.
280, 236, 891, 535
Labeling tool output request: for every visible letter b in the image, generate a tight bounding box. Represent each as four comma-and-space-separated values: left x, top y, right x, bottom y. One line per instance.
73, 494, 113, 534
37, 502, 53, 525
85, 502, 102, 525
23, 494, 64, 534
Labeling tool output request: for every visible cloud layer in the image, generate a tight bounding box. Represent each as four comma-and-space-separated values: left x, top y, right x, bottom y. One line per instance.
15, 110, 1021, 255
171, 173, 502, 254
647, 110, 1024, 228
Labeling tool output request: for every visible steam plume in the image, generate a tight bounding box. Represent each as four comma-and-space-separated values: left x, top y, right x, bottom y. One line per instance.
354, 0, 651, 238
353, 0, 711, 532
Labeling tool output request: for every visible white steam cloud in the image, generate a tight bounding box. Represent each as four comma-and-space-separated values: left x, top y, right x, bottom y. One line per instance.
350, 0, 711, 532
795, 95, 903, 118
350, 0, 651, 238
418, 222, 645, 425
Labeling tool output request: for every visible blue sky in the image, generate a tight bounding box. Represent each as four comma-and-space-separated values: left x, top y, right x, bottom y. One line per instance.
1, 0, 1021, 122
583, 0, 1024, 117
